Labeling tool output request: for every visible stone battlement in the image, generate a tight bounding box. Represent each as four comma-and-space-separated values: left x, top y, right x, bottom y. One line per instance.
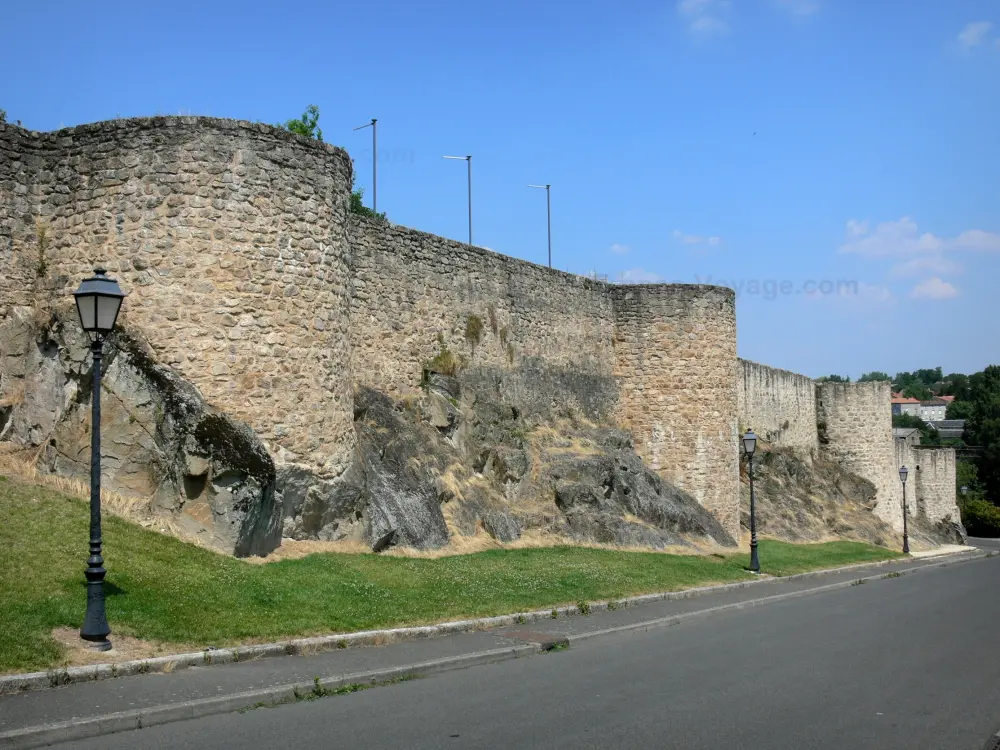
0, 117, 958, 543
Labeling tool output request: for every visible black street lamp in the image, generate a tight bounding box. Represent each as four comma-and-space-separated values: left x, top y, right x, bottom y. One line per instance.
960, 485, 969, 498
742, 428, 760, 573
899, 465, 910, 554
73, 268, 126, 651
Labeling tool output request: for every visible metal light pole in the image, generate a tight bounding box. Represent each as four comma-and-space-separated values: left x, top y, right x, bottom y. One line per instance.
528, 184, 552, 268
443, 155, 472, 247
899, 465, 910, 554
73, 268, 126, 651
352, 118, 378, 214
742, 429, 760, 573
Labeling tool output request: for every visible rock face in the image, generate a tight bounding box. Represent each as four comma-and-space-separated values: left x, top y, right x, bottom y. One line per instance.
0, 306, 282, 557
741, 446, 964, 549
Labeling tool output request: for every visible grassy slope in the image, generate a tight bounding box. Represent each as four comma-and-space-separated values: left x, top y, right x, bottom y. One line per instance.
0, 477, 899, 674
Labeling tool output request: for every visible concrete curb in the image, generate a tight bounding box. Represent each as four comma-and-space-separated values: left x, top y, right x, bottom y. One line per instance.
0, 549, 991, 750
567, 548, 991, 645
0, 645, 540, 750
0, 547, 987, 698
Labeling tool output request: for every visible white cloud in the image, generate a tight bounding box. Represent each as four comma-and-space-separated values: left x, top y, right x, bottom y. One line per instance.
773, 0, 820, 16
954, 229, 1000, 251
958, 21, 993, 49
618, 268, 664, 284
846, 219, 869, 237
890, 255, 964, 278
672, 229, 722, 246
910, 277, 959, 300
609, 243, 630, 255
677, 0, 730, 35
838, 217, 1000, 258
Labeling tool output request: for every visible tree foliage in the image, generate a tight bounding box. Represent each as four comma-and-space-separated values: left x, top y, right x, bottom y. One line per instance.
816, 374, 850, 383
277, 105, 387, 222
893, 367, 943, 392
946, 400, 973, 420
963, 365, 1000, 504
901, 383, 933, 401
859, 371, 891, 382
278, 104, 323, 141
349, 185, 386, 222
892, 414, 941, 445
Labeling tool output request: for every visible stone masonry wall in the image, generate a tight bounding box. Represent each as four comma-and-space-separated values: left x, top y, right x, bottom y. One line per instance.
737, 359, 818, 461
914, 447, 959, 523
349, 217, 618, 418
612, 285, 740, 540
817, 381, 901, 529
0, 124, 42, 315
3, 116, 913, 549
350, 219, 740, 536
895, 439, 959, 523
0, 117, 357, 477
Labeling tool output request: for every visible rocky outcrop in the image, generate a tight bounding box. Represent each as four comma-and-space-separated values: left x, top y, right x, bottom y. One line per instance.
0, 306, 282, 557
741, 445, 964, 548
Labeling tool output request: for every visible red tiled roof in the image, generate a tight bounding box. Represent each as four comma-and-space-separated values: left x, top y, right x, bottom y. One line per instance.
891, 396, 920, 404
939, 395, 955, 403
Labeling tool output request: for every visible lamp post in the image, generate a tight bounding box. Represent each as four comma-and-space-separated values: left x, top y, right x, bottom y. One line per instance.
73, 268, 126, 651
443, 155, 472, 248
352, 118, 377, 214
528, 184, 552, 268
742, 428, 760, 573
960, 485, 968, 498
899, 465, 910, 554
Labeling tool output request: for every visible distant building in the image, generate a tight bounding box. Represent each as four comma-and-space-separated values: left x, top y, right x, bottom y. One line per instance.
893, 427, 921, 446
891, 394, 921, 417
919, 397, 949, 422
927, 419, 965, 441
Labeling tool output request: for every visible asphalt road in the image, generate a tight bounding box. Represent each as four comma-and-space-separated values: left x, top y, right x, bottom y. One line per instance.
59, 554, 1000, 750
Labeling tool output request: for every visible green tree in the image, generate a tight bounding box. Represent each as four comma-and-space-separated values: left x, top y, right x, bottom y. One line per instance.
901, 383, 933, 401
893, 414, 941, 445
964, 365, 1000, 504
278, 104, 323, 141
957, 460, 985, 502
859, 371, 891, 382
946, 400, 973, 420
816, 374, 851, 383
941, 373, 971, 400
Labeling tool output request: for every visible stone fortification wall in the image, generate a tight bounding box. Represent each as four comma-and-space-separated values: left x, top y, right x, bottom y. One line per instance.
350, 219, 740, 537
612, 285, 740, 539
817, 381, 901, 529
349, 217, 618, 418
0, 117, 357, 476
914, 447, 959, 522
3, 116, 922, 551
736, 359, 818, 460
0, 124, 42, 314
894, 439, 959, 523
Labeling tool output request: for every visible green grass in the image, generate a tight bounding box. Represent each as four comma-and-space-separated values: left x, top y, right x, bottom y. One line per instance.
0, 477, 900, 674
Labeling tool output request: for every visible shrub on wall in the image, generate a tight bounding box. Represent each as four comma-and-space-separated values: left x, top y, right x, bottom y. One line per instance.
350, 186, 386, 222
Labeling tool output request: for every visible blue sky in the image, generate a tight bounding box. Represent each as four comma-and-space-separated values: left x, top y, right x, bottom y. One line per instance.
2, 0, 997, 379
